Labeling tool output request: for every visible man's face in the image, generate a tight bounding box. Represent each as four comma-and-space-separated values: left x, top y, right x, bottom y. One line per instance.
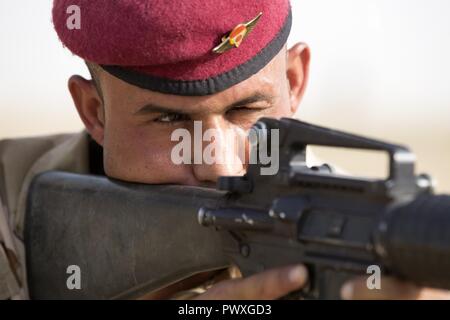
70, 44, 309, 186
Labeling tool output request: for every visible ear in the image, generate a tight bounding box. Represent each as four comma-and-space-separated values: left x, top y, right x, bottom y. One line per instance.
68, 75, 105, 145
286, 42, 311, 114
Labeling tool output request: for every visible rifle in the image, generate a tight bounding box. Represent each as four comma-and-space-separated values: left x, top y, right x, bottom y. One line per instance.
25, 118, 450, 299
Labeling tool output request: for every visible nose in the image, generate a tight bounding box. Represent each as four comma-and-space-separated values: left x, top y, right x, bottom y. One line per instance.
192, 117, 247, 184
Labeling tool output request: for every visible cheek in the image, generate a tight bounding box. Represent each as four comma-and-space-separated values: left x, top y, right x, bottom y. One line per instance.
103, 124, 192, 184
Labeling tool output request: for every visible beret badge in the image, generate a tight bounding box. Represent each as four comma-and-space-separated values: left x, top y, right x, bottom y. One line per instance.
213, 12, 263, 54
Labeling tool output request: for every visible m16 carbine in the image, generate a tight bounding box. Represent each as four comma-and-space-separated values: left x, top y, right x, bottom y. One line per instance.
25, 118, 450, 299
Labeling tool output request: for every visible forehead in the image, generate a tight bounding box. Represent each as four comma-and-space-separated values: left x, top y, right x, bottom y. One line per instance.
98, 47, 288, 112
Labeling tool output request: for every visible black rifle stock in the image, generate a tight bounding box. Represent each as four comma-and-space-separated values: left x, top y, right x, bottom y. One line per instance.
25, 118, 450, 299
25, 173, 229, 299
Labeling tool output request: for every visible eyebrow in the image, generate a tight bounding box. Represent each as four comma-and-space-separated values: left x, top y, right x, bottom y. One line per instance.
133, 91, 275, 116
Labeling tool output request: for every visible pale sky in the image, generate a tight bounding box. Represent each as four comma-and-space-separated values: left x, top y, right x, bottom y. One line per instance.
1, 0, 449, 190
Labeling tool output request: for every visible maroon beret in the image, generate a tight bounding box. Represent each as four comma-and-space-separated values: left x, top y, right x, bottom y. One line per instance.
53, 0, 292, 96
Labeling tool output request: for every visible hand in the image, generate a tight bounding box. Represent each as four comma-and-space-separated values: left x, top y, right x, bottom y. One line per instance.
195, 264, 308, 300
341, 276, 450, 300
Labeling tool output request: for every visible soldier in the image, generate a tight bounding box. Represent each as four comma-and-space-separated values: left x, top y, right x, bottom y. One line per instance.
0, 0, 449, 299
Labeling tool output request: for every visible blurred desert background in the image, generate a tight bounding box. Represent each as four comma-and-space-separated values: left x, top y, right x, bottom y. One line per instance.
1, 0, 449, 192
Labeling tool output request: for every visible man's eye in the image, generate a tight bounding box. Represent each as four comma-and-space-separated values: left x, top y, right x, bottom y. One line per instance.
154, 113, 187, 123
227, 106, 266, 115
227, 106, 252, 114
